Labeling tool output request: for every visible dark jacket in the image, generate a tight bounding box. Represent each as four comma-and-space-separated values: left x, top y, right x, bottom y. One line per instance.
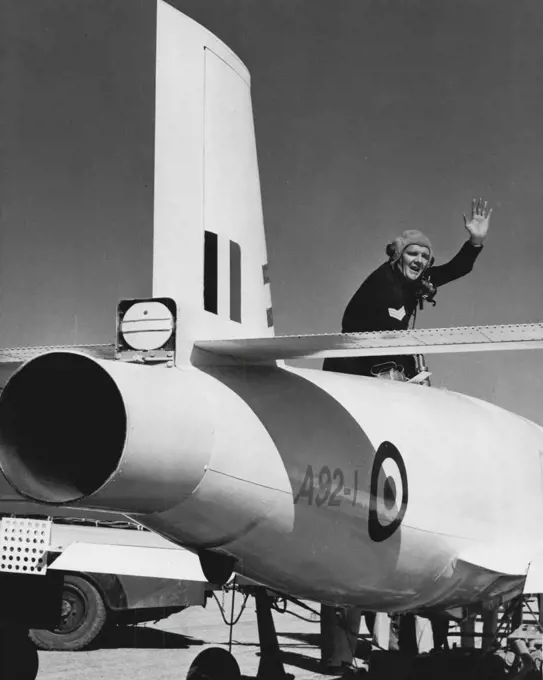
322, 240, 483, 378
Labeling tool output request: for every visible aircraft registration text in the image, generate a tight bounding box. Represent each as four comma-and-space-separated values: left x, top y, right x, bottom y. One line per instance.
292, 442, 409, 543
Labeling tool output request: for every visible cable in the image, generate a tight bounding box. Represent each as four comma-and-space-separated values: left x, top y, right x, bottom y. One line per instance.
270, 596, 320, 623
271, 597, 287, 614
278, 608, 319, 624
212, 590, 249, 628
228, 582, 236, 653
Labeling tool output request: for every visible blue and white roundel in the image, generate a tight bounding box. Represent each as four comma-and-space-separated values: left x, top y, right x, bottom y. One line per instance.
368, 441, 408, 542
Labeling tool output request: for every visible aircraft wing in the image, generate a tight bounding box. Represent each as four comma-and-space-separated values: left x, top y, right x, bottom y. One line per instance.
196, 323, 543, 363
3, 323, 543, 367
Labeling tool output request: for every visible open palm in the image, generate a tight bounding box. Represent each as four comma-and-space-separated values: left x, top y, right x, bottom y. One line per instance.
463, 198, 491, 246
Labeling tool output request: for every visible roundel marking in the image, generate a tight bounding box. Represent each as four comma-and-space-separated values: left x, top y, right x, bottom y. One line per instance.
368, 441, 408, 543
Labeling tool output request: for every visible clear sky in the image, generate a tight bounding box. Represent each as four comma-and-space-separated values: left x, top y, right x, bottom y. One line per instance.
2, 1, 543, 423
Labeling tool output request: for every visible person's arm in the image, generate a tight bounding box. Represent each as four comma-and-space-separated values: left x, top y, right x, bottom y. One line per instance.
427, 197, 491, 288
426, 240, 483, 287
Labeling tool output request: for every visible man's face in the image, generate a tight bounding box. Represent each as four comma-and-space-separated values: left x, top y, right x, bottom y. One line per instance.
398, 245, 430, 281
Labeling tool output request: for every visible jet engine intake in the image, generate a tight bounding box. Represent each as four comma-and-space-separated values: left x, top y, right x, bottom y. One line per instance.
0, 352, 214, 513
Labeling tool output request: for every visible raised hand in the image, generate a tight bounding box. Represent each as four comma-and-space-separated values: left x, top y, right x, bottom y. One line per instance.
463, 197, 491, 246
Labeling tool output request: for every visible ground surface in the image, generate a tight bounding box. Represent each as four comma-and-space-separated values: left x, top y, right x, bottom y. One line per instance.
35, 595, 362, 680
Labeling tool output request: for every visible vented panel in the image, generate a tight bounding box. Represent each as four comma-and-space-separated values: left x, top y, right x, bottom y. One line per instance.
0, 518, 51, 575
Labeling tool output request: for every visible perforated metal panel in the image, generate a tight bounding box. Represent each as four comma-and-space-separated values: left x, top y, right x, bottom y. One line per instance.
0, 518, 51, 575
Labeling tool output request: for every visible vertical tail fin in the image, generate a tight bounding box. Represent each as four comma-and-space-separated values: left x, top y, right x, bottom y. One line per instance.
153, 2, 274, 364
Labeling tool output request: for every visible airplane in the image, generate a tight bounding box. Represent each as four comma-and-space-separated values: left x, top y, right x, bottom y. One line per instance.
1, 2, 543, 678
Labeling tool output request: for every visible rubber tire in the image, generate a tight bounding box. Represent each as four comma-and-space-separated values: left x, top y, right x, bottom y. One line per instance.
29, 575, 108, 651
0, 628, 39, 680
187, 647, 241, 680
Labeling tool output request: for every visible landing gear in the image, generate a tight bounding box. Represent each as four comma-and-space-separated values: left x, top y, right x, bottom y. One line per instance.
0, 626, 39, 680
186, 587, 293, 680
253, 587, 293, 680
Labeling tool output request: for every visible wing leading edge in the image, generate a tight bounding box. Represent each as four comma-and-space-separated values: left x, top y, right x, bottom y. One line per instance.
195, 323, 543, 363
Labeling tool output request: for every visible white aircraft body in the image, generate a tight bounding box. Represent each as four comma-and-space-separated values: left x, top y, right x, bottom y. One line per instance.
1, 2, 542, 675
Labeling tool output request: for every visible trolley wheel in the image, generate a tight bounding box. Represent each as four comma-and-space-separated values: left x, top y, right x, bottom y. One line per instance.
187, 647, 241, 680
29, 574, 108, 651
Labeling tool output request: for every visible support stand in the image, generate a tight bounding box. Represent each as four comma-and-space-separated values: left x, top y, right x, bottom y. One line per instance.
254, 587, 293, 680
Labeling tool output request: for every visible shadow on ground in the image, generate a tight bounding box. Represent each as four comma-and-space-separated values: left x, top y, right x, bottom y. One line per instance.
99, 625, 206, 650
280, 631, 372, 661
240, 658, 365, 680
279, 649, 352, 676
279, 630, 320, 647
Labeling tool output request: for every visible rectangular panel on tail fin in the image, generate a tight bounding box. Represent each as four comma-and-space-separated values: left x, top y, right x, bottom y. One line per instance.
194, 323, 543, 363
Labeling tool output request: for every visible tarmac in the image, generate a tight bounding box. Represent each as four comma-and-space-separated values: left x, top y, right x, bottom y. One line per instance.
32, 594, 543, 679
35, 594, 360, 680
